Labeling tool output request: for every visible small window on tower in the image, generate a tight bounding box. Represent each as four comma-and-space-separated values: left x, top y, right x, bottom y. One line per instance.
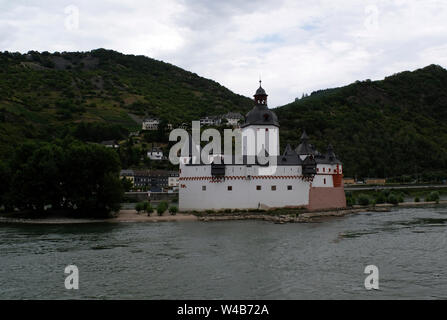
324, 178, 326, 184
271, 185, 276, 191
287, 185, 292, 190
202, 186, 206, 191
228, 186, 232, 191
256, 185, 261, 191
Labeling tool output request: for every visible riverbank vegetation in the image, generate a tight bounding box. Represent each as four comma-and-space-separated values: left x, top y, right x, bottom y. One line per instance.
346, 188, 443, 206
0, 139, 124, 218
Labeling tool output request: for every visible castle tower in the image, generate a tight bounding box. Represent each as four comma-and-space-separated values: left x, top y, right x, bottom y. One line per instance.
241, 81, 280, 159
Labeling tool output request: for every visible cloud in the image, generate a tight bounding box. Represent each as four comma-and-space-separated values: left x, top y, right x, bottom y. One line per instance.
1, 0, 447, 107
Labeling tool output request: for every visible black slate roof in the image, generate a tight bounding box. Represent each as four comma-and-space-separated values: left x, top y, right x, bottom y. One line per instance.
241, 104, 279, 127
255, 86, 267, 95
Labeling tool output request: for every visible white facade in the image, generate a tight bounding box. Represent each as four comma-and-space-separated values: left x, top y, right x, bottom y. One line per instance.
168, 176, 179, 187
142, 118, 160, 131
147, 149, 163, 160
178, 83, 344, 211
179, 161, 343, 211
241, 125, 280, 157
222, 112, 243, 127
227, 118, 240, 126
200, 116, 221, 126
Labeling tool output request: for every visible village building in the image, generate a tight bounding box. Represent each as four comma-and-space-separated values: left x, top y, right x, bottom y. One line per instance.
100, 140, 119, 148
222, 112, 244, 126
120, 169, 135, 185
365, 178, 386, 185
343, 177, 355, 185
178, 82, 346, 211
168, 171, 180, 189
142, 118, 160, 131
147, 147, 164, 160
199, 116, 221, 126
133, 170, 171, 191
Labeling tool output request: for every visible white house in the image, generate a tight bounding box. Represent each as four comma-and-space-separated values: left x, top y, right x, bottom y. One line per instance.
200, 116, 221, 126
142, 118, 160, 131
147, 147, 164, 160
168, 171, 179, 189
222, 112, 244, 126
178, 82, 346, 212
101, 140, 119, 148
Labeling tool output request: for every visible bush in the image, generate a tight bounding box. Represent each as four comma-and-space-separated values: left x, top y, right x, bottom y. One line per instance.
157, 201, 168, 216
387, 194, 399, 205
414, 197, 420, 203
144, 202, 153, 215
425, 191, 440, 203
135, 202, 144, 213
346, 197, 354, 207
375, 192, 387, 204
169, 206, 178, 215
357, 195, 370, 206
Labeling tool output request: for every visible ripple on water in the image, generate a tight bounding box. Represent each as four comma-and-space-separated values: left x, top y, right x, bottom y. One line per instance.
1, 207, 447, 299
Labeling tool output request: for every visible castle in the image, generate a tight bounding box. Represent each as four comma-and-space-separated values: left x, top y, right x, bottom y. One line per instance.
178, 82, 346, 211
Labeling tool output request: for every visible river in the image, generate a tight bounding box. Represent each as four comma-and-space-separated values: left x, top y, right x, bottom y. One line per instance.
1, 206, 446, 299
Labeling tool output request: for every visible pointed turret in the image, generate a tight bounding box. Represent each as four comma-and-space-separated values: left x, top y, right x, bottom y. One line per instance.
283, 144, 298, 157
326, 144, 338, 163
295, 129, 314, 156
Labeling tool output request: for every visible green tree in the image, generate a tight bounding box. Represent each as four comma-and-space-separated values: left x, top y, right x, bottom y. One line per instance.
169, 205, 178, 215
121, 177, 133, 192
135, 202, 144, 213
61, 142, 123, 217
157, 201, 168, 216
9, 143, 64, 212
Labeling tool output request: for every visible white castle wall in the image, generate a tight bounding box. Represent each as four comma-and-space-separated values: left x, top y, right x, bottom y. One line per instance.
242, 126, 279, 157
179, 164, 311, 211
312, 163, 343, 188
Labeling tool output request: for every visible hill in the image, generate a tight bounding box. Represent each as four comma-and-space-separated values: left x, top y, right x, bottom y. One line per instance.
2, 49, 447, 182
275, 64, 447, 181
0, 49, 252, 159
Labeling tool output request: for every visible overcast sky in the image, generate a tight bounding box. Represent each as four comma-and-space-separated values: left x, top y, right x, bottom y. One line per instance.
1, 0, 447, 107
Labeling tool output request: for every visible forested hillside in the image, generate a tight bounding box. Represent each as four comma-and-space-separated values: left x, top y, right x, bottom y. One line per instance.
1, 49, 447, 181
275, 64, 447, 181
0, 49, 252, 159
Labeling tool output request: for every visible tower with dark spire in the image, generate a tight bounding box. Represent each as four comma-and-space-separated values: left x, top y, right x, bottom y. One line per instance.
254, 80, 268, 105
241, 81, 280, 157
242, 81, 279, 128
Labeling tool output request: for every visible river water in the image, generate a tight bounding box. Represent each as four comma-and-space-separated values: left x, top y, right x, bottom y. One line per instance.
1, 207, 446, 299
